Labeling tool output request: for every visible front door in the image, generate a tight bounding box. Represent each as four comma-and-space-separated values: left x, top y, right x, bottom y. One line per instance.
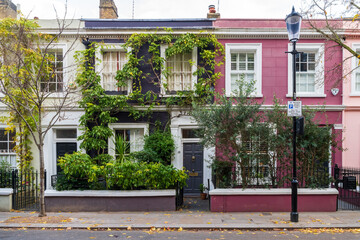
56, 142, 77, 174
183, 143, 203, 195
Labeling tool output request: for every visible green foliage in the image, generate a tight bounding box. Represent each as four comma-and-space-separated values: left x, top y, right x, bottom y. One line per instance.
192, 79, 342, 189
210, 159, 234, 188
130, 149, 161, 163
0, 160, 11, 172
56, 152, 188, 190
105, 161, 188, 190
143, 129, 175, 165
113, 135, 130, 163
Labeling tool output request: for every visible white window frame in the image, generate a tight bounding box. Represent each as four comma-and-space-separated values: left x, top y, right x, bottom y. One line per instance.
96, 44, 131, 93
108, 123, 149, 158
350, 43, 360, 96
0, 125, 17, 168
287, 43, 326, 98
41, 44, 67, 94
225, 43, 262, 97
160, 45, 198, 95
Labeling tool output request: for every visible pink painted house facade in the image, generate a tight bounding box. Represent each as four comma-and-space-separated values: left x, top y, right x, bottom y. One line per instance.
341, 21, 360, 169
213, 18, 343, 167
209, 19, 343, 212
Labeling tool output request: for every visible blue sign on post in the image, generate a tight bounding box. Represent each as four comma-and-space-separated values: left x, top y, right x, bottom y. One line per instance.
287, 101, 302, 117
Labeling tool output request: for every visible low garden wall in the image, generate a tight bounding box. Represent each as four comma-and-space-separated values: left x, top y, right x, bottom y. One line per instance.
45, 189, 176, 212
0, 188, 13, 211
210, 188, 338, 212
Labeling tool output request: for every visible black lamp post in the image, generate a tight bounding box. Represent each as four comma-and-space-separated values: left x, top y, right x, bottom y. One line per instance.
285, 6, 302, 223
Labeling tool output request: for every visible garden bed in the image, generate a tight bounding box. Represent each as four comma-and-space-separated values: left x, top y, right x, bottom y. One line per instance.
209, 188, 338, 212
45, 189, 176, 212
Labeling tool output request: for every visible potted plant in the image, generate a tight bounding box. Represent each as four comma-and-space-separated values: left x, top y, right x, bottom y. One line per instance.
199, 184, 208, 200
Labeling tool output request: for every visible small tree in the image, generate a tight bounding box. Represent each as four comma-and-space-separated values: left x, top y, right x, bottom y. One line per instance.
0, 17, 84, 216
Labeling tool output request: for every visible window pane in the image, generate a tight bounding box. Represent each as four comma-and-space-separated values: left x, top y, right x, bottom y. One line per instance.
239, 53, 246, 61
308, 63, 315, 71
0, 142, 7, 151
231, 63, 237, 70
308, 53, 315, 62
0, 130, 7, 141
248, 63, 254, 71
301, 53, 307, 62
57, 129, 77, 139
356, 73, 360, 91
300, 63, 307, 72
239, 62, 246, 70
247, 53, 254, 62
182, 129, 203, 138
231, 53, 237, 62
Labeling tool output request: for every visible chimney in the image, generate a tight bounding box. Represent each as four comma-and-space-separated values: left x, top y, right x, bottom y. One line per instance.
207, 5, 220, 19
99, 0, 118, 19
0, 0, 17, 19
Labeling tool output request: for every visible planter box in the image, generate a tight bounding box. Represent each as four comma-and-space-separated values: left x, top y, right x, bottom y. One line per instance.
45, 189, 176, 212
0, 188, 13, 211
210, 188, 338, 212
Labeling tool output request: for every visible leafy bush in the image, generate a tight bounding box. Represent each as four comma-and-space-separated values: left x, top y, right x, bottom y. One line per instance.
57, 152, 103, 182
56, 152, 187, 191
143, 129, 175, 165
105, 161, 188, 190
130, 149, 161, 163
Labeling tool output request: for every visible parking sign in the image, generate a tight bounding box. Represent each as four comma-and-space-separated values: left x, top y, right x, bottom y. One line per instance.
287, 101, 302, 117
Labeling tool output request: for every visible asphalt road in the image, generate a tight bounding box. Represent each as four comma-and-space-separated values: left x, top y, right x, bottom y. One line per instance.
1, 229, 360, 240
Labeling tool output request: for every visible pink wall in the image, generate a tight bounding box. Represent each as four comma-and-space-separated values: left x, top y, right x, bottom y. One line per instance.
341, 38, 360, 168
211, 194, 337, 212
215, 38, 342, 106
213, 19, 344, 167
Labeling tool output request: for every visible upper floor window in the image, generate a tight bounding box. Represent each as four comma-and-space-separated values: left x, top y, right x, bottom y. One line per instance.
41, 49, 64, 92
296, 52, 316, 93
351, 44, 360, 96
96, 44, 130, 94
102, 50, 128, 92
161, 46, 197, 94
0, 129, 16, 168
225, 43, 262, 97
287, 43, 325, 98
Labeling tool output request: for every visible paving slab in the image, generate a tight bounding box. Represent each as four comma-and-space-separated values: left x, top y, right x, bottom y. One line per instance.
0, 210, 360, 229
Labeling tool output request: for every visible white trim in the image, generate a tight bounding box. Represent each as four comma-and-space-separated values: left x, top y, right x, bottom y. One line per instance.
160, 45, 198, 95
108, 123, 149, 157
287, 43, 325, 98
95, 43, 131, 93
351, 43, 360, 95
225, 43, 262, 97
45, 189, 176, 197
209, 188, 338, 196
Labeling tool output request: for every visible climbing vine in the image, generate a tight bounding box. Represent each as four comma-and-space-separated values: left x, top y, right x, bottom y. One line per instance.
75, 30, 224, 161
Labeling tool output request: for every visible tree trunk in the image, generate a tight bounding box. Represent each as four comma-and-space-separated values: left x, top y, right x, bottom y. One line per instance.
38, 127, 46, 217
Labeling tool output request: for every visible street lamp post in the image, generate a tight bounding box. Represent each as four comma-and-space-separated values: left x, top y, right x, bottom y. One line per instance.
285, 6, 302, 223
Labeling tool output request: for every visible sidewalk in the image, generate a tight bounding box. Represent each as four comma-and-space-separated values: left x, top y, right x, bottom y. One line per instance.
0, 210, 359, 230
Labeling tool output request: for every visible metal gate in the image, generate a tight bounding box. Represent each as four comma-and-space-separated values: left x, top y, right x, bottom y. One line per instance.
334, 165, 360, 210
0, 169, 43, 210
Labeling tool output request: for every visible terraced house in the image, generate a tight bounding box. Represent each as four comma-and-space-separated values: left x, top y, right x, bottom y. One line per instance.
0, 0, 355, 213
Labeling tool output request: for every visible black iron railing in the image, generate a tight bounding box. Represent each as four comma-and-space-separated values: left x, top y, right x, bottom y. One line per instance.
0, 169, 44, 210
212, 164, 331, 189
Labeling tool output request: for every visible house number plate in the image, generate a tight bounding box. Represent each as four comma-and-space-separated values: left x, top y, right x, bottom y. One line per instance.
189, 172, 199, 177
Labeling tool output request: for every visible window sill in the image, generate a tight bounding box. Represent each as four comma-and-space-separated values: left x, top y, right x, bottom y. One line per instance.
226, 93, 263, 98
286, 93, 327, 98
349, 93, 360, 97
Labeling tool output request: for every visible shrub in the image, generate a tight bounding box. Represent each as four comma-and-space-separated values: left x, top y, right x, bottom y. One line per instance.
130, 149, 161, 163
143, 129, 175, 165
105, 161, 188, 190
